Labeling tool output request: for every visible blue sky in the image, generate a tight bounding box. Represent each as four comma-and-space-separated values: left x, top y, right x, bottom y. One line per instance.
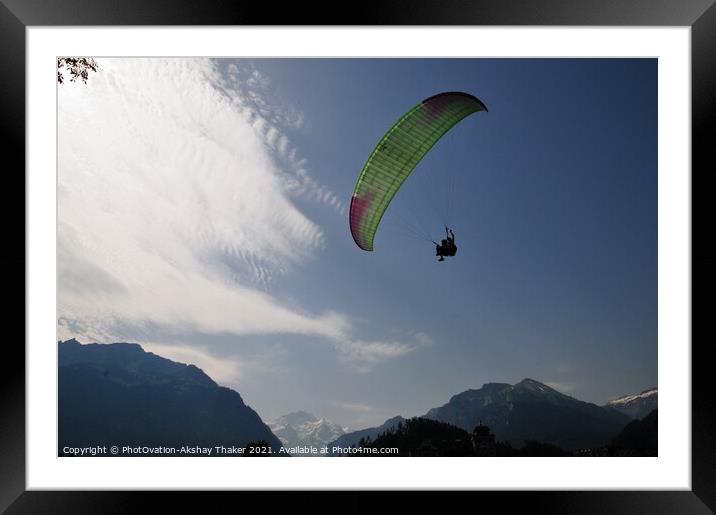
58, 58, 656, 429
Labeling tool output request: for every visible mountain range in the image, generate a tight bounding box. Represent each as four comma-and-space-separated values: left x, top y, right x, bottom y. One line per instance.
334, 379, 646, 452
610, 409, 658, 456
58, 338, 655, 456
604, 387, 658, 420
269, 411, 347, 455
422, 378, 632, 450
328, 416, 407, 454
58, 339, 282, 455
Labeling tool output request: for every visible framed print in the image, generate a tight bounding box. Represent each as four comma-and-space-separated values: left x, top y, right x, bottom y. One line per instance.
5, 0, 715, 512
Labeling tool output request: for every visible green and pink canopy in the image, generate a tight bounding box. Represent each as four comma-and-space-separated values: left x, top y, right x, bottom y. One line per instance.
349, 91, 487, 251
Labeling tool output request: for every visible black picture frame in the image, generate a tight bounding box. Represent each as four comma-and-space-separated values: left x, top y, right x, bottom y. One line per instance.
4, 1, 714, 512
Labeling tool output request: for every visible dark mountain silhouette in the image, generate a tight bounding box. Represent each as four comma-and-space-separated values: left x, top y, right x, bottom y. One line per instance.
604, 387, 658, 420
58, 338, 282, 456
424, 378, 631, 450
328, 415, 406, 455
357, 417, 473, 456
356, 417, 572, 457
609, 408, 658, 456
496, 440, 572, 457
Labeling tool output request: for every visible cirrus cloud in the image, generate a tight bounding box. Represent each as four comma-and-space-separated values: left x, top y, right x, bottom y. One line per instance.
58, 58, 412, 368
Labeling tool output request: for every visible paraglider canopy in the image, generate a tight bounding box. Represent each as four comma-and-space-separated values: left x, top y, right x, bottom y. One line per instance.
349, 91, 487, 251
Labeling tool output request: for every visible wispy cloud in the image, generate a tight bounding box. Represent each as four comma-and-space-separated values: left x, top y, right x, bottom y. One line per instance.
334, 339, 415, 372
333, 401, 375, 413
330, 401, 401, 429
141, 341, 244, 386
213, 61, 346, 216
544, 381, 576, 393
410, 331, 434, 346
223, 63, 305, 130
57, 58, 409, 369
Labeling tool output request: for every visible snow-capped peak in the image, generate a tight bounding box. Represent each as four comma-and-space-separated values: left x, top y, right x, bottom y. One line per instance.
607, 387, 658, 406
604, 387, 658, 420
269, 411, 346, 454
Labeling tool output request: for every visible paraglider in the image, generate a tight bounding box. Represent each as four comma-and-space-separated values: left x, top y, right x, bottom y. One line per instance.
435, 227, 457, 262
348, 91, 487, 255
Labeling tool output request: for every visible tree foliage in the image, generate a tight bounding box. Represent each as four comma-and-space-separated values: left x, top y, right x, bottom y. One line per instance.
353, 417, 576, 457
57, 58, 98, 84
